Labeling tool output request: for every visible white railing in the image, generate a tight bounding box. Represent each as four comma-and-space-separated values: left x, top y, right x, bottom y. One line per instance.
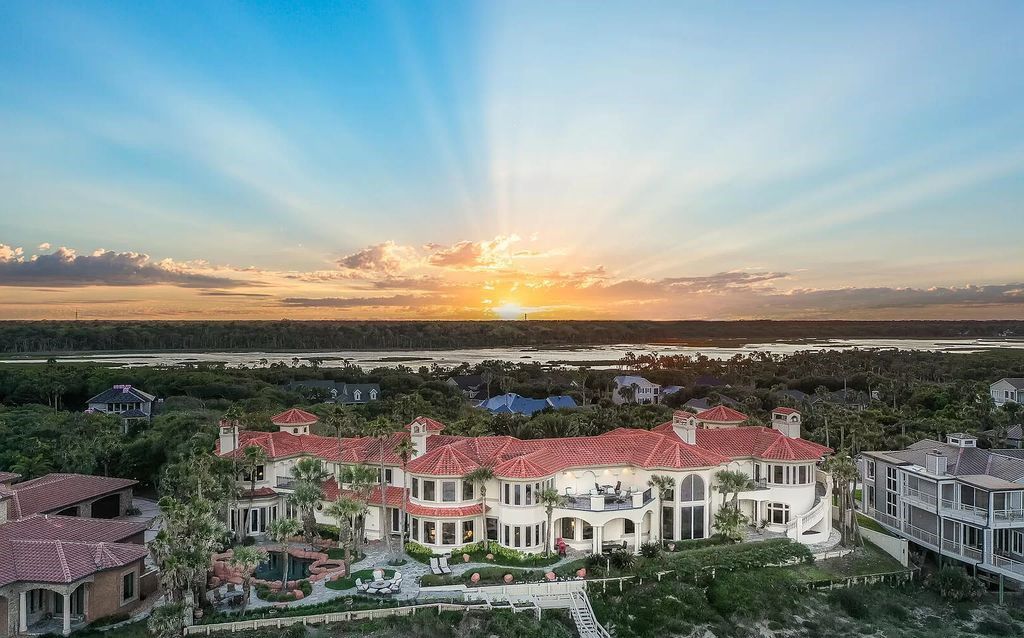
939, 499, 989, 519
866, 508, 901, 531
941, 539, 982, 561
903, 487, 937, 506
901, 523, 938, 547
992, 508, 1024, 522
992, 554, 1024, 575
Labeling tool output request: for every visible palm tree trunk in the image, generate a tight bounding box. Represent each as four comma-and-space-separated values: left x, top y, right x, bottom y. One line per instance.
281, 542, 289, 586
400, 471, 408, 555
480, 487, 488, 551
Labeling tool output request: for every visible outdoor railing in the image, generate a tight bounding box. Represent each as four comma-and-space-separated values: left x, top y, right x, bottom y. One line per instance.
992, 508, 1024, 522
901, 522, 938, 547
560, 488, 654, 512
941, 539, 983, 561
939, 499, 988, 519
865, 508, 901, 531
903, 487, 937, 506
992, 553, 1024, 575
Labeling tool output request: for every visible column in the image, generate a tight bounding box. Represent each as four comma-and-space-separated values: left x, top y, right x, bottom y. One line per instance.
19, 591, 27, 633
62, 591, 71, 637
633, 518, 641, 554
592, 523, 600, 554
549, 518, 557, 553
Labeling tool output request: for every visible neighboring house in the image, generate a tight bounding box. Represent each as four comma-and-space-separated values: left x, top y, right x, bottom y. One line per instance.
661, 386, 684, 397
0, 473, 154, 637
217, 406, 832, 557
478, 393, 578, 416
612, 376, 661, 405
85, 385, 156, 430
693, 375, 727, 388
859, 435, 1024, 586
285, 380, 380, 404
777, 389, 811, 404
979, 425, 1024, 449
991, 379, 1024, 407
447, 375, 487, 400
811, 388, 868, 409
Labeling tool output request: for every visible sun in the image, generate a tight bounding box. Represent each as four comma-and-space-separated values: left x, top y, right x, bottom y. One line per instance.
493, 302, 526, 320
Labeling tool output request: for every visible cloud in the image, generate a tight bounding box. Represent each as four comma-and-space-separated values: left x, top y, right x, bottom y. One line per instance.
199, 290, 274, 298
38, 242, 51, 250
426, 235, 520, 270
0, 244, 246, 288
336, 241, 419, 275
279, 294, 450, 308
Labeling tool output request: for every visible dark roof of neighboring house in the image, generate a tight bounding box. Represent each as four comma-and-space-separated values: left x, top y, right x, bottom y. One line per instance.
778, 389, 810, 402
995, 378, 1024, 389
693, 375, 726, 387
479, 393, 578, 416
683, 397, 711, 411
284, 380, 379, 402
979, 425, 1024, 442
87, 385, 156, 404
0, 472, 21, 484
0, 474, 137, 518
449, 375, 485, 390
120, 409, 149, 418
865, 440, 1024, 485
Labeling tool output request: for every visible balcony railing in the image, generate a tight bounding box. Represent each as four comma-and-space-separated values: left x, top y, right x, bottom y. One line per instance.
902, 522, 939, 547
561, 488, 654, 512
939, 499, 989, 519
993, 508, 1024, 522
865, 507, 901, 531
903, 487, 937, 506
992, 553, 1024, 575
276, 476, 297, 490
941, 539, 983, 561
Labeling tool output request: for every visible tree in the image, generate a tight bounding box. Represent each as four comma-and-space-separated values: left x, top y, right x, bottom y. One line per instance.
325, 497, 362, 574
538, 487, 565, 555
147, 602, 185, 638
348, 464, 379, 550
824, 454, 862, 547
463, 465, 496, 550
239, 445, 269, 539
393, 436, 415, 556
288, 457, 329, 545
366, 416, 395, 554
266, 517, 301, 585
647, 474, 675, 542
618, 383, 638, 404
149, 496, 227, 627
228, 545, 268, 613
712, 470, 755, 541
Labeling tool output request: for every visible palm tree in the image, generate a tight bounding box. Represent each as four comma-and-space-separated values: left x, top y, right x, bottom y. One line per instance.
266, 517, 301, 585
325, 497, 362, 574
463, 465, 495, 550
648, 474, 675, 543
228, 545, 268, 613
824, 454, 862, 547
538, 487, 565, 555
366, 417, 395, 554
348, 464, 379, 550
712, 470, 755, 541
393, 436, 415, 555
239, 445, 268, 538
288, 457, 329, 545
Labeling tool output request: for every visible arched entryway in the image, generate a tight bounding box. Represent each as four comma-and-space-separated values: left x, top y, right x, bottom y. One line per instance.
90, 493, 122, 519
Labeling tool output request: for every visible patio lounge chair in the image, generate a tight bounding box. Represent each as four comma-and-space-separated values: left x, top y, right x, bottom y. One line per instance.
594, 482, 604, 494
438, 556, 453, 574
355, 578, 368, 592
429, 557, 443, 575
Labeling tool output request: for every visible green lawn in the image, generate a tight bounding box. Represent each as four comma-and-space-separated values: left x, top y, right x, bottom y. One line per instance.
856, 512, 894, 535
325, 568, 396, 590
786, 542, 905, 582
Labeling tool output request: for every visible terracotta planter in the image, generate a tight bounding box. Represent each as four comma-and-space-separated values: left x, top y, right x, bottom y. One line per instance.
503, 574, 514, 584
462, 553, 471, 563
576, 568, 586, 578
668, 543, 676, 552
545, 572, 556, 581
486, 553, 494, 561
470, 573, 481, 584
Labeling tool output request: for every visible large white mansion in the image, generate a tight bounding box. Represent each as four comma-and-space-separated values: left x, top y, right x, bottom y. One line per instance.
217, 405, 833, 554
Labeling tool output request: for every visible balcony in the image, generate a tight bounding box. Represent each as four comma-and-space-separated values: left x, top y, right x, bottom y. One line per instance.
939, 499, 989, 522
561, 488, 654, 512
992, 508, 1024, 523
276, 476, 298, 490
992, 553, 1024, 576
902, 522, 939, 548
941, 539, 983, 562
903, 486, 937, 508
864, 506, 901, 532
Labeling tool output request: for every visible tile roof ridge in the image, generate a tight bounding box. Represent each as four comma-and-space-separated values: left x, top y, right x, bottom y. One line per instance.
54, 541, 71, 582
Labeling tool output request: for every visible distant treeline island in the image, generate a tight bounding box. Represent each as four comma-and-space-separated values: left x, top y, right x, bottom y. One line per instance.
0, 320, 1021, 354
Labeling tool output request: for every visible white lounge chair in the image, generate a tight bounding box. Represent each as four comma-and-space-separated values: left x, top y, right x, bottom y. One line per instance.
355, 578, 367, 592
429, 557, 443, 575
438, 556, 453, 574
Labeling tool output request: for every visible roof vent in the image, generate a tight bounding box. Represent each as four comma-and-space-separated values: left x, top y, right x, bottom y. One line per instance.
925, 450, 947, 475
946, 433, 976, 448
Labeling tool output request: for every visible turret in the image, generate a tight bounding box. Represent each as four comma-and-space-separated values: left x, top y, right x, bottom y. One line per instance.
407, 416, 444, 458
271, 408, 318, 436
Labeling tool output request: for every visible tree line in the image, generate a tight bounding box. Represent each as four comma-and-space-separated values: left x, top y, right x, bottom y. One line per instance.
0, 319, 1022, 353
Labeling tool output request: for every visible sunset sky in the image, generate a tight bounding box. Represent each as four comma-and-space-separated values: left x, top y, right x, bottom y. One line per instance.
1, 1, 1022, 320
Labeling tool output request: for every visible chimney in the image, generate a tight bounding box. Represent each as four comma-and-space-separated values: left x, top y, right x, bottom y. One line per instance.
771, 408, 801, 439
925, 450, 947, 475
409, 418, 430, 457
219, 419, 240, 455
672, 411, 697, 445
0, 495, 9, 525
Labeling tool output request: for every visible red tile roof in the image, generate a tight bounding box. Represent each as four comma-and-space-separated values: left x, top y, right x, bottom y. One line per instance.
772, 407, 800, 415
694, 406, 748, 423
218, 428, 463, 465
406, 416, 446, 432
240, 487, 278, 499
408, 446, 481, 476
0, 514, 148, 587
0, 471, 21, 484
322, 482, 407, 508
3, 474, 136, 518
405, 502, 485, 518
653, 421, 831, 461
272, 408, 319, 426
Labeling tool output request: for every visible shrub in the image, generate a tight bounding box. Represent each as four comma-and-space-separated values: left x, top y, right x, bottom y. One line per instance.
316, 524, 339, 541
828, 588, 870, 619
927, 566, 984, 602
707, 568, 797, 618
404, 541, 434, 564
609, 549, 635, 570
639, 541, 661, 558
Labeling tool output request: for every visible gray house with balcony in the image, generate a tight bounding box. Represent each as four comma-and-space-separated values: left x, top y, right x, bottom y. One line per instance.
859, 433, 1024, 586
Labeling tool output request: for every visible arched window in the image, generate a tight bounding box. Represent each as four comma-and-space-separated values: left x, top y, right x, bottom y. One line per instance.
680, 475, 705, 502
